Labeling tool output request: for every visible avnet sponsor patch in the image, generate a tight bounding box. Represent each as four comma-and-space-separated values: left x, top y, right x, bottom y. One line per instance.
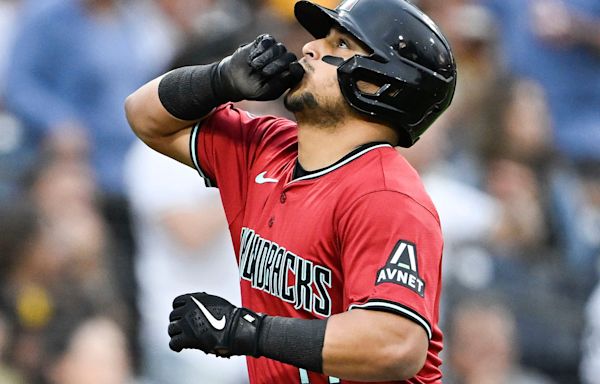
376, 240, 425, 297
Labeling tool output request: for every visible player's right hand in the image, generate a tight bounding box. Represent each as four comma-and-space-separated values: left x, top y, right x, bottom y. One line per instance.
214, 34, 305, 102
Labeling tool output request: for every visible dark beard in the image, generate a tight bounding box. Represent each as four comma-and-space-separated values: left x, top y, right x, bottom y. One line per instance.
284, 90, 351, 127
284, 91, 318, 112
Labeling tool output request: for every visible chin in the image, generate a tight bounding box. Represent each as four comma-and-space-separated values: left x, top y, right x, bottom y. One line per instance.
283, 91, 301, 112
284, 89, 319, 113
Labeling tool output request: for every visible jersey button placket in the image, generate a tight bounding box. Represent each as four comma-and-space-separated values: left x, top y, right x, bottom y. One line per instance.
280, 192, 287, 204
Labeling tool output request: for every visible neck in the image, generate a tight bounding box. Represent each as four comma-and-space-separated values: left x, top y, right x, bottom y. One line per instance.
296, 116, 396, 171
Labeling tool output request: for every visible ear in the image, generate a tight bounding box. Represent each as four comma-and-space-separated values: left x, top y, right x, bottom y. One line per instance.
356, 80, 381, 95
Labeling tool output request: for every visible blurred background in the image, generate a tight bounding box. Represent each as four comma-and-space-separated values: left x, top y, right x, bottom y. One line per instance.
0, 0, 597, 383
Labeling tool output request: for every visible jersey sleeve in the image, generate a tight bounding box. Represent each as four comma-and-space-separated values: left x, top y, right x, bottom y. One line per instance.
338, 191, 443, 340
189, 103, 296, 223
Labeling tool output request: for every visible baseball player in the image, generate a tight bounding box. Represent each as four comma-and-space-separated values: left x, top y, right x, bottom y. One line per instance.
125, 0, 456, 383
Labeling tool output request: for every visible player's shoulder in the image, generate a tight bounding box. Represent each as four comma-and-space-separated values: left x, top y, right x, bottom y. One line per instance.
208, 103, 296, 130
204, 104, 299, 166
346, 146, 439, 221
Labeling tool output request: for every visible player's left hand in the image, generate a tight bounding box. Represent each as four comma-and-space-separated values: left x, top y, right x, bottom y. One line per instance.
168, 292, 265, 357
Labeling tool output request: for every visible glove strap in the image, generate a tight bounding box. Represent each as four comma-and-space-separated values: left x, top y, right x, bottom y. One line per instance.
212, 57, 244, 103
220, 307, 265, 357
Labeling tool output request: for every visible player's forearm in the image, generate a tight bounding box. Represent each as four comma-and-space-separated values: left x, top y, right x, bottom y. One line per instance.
258, 309, 428, 381
322, 309, 428, 381
169, 293, 429, 381
126, 34, 302, 154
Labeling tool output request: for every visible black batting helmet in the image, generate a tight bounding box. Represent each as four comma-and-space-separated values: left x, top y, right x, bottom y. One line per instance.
294, 0, 457, 147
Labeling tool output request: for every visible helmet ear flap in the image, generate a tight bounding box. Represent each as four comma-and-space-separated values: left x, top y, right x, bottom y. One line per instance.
336, 55, 454, 147
336, 56, 420, 145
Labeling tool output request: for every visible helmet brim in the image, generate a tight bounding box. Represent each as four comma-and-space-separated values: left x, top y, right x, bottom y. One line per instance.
294, 1, 338, 40
294, 1, 382, 59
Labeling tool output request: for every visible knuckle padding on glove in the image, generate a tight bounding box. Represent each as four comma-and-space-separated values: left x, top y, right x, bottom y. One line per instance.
173, 293, 194, 308
169, 335, 185, 352
251, 43, 286, 70
168, 322, 181, 336
262, 52, 298, 77
169, 307, 184, 322
248, 34, 276, 62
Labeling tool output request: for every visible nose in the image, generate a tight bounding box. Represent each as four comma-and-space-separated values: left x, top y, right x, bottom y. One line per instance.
301, 38, 322, 61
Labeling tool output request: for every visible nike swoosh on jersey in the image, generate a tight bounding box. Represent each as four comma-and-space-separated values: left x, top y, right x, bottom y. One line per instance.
191, 296, 226, 331
255, 171, 278, 184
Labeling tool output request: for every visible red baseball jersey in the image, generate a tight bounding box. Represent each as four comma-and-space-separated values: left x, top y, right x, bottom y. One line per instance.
190, 103, 444, 384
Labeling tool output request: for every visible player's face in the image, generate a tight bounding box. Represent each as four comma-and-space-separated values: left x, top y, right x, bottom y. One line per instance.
284, 27, 371, 125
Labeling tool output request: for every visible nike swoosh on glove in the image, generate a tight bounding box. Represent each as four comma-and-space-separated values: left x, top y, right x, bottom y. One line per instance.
168, 292, 265, 357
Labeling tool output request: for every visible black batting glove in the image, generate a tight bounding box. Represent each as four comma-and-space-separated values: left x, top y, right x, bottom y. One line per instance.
213, 34, 305, 102
168, 292, 265, 358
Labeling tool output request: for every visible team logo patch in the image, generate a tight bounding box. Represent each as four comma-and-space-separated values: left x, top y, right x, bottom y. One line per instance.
376, 240, 425, 297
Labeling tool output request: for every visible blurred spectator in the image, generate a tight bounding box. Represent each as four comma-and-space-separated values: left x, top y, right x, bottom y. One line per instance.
581, 277, 600, 384
0, 198, 56, 382
41, 313, 138, 384
3, 0, 175, 268
124, 142, 248, 384
0, 156, 129, 382
160, 0, 280, 70
483, 0, 600, 164
476, 71, 599, 285
477, 74, 598, 284
24, 158, 125, 316
0, 0, 19, 94
578, 175, 600, 382
417, 0, 503, 185
479, 78, 555, 171
445, 294, 556, 384
548, 164, 600, 278
0, 309, 24, 383
5, 0, 166, 192
0, 0, 23, 199
156, 0, 252, 45
485, 158, 548, 256
480, 156, 585, 381
2, 3, 179, 367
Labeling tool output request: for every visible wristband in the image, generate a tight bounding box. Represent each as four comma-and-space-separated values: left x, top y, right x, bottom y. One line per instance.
158, 64, 225, 121
258, 316, 328, 373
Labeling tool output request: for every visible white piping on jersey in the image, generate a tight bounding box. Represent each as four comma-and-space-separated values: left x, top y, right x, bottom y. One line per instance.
190, 122, 214, 187
349, 301, 432, 339
291, 143, 392, 183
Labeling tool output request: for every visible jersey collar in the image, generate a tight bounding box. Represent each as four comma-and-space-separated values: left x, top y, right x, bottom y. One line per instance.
291, 142, 392, 182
